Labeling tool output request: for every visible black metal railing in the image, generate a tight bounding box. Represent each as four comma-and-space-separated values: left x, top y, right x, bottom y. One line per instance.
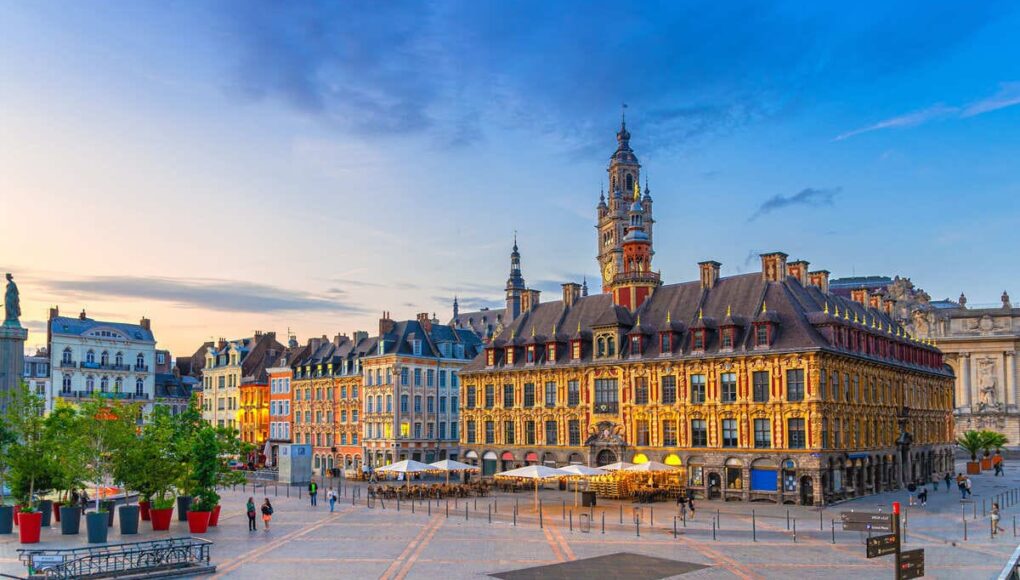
19, 537, 214, 579
58, 391, 150, 400
59, 360, 76, 368
134, 365, 149, 372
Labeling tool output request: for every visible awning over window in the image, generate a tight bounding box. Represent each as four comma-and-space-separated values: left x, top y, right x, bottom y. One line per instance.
482, 451, 498, 460
501, 452, 514, 461
525, 452, 539, 462
465, 450, 479, 459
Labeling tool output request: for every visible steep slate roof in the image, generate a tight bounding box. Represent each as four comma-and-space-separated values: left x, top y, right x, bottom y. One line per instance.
292, 319, 484, 368
464, 272, 947, 376
155, 373, 193, 400
49, 316, 155, 342
450, 308, 507, 342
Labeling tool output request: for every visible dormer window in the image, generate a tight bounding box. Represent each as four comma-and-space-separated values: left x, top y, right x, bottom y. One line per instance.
692, 330, 705, 351
721, 331, 733, 350
547, 343, 557, 362
526, 345, 535, 364
755, 324, 770, 347
660, 333, 672, 354
630, 335, 642, 355
607, 336, 616, 356
571, 340, 581, 360
597, 337, 606, 357
412, 340, 422, 356
506, 346, 515, 365
486, 349, 495, 366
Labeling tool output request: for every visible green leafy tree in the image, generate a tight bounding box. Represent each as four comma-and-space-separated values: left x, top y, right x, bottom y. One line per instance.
214, 425, 249, 489
957, 430, 985, 462
170, 396, 204, 497
0, 420, 16, 506
4, 383, 54, 511
117, 406, 182, 509
190, 428, 221, 511
76, 397, 140, 511
982, 431, 1008, 455
43, 404, 89, 503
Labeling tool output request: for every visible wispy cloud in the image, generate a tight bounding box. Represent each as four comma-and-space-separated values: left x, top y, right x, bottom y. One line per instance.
836, 82, 1020, 140
40, 276, 366, 314
835, 105, 957, 141
748, 187, 841, 221
962, 82, 1020, 117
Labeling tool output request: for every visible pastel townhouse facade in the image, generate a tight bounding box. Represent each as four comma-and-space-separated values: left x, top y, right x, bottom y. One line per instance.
23, 349, 52, 413
48, 307, 157, 412
361, 313, 482, 467
267, 343, 304, 468
200, 331, 284, 431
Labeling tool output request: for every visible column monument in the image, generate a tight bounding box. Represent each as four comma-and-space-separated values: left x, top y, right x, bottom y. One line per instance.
0, 273, 28, 412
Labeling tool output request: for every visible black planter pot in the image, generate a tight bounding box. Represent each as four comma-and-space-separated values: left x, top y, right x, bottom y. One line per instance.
59, 506, 81, 535
38, 500, 53, 527
0, 505, 12, 535
176, 496, 192, 522
101, 501, 116, 527
86, 512, 109, 544
118, 505, 139, 535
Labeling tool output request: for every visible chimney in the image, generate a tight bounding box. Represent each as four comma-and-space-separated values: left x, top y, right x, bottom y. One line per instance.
698, 261, 721, 290
139, 317, 151, 332
379, 311, 395, 335
521, 289, 541, 312
353, 330, 369, 344
217, 337, 227, 350
562, 283, 581, 307
417, 312, 432, 333
786, 260, 810, 286
882, 296, 896, 315
868, 292, 882, 309
807, 270, 831, 294
760, 252, 788, 282
79, 308, 88, 320
254, 330, 263, 340
850, 288, 868, 305
49, 306, 59, 320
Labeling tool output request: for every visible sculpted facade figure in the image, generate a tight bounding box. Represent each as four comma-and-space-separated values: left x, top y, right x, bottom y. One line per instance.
977, 358, 1001, 412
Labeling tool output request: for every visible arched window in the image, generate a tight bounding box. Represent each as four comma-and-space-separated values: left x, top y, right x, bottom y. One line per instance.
101, 351, 109, 365
607, 337, 616, 356
86, 375, 95, 392
62, 348, 72, 364
367, 398, 374, 413
114, 377, 123, 392
115, 352, 123, 366
100, 376, 109, 392
400, 395, 409, 413
136, 353, 145, 369
86, 350, 95, 364
597, 337, 606, 357
62, 374, 72, 392
386, 395, 392, 412
626, 174, 634, 192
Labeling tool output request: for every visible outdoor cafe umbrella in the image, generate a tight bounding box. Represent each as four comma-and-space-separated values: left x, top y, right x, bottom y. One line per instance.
622, 461, 677, 473
599, 461, 634, 472
428, 459, 480, 484
559, 464, 607, 506
374, 459, 440, 482
494, 465, 569, 511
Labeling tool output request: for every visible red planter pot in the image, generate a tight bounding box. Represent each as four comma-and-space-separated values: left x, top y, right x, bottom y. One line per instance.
187, 511, 211, 534
13, 505, 21, 526
149, 507, 174, 531
53, 502, 64, 522
18, 511, 42, 544
139, 501, 151, 521
208, 505, 221, 527
981, 457, 993, 470
967, 461, 982, 475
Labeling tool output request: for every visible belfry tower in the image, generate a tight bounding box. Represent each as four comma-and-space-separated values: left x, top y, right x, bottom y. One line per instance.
597, 114, 654, 293
505, 235, 526, 320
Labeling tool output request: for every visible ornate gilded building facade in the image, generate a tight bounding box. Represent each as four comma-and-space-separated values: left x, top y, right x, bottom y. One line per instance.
459, 122, 955, 505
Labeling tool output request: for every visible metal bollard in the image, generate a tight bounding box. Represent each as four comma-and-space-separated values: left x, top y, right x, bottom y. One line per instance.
650, 507, 654, 526
446, 500, 449, 518
465, 505, 468, 521
964, 518, 968, 541
831, 520, 835, 544
602, 511, 605, 534
983, 499, 987, 517
636, 519, 640, 537
717, 508, 721, 529
673, 516, 678, 539
619, 504, 623, 524
412, 500, 415, 514
569, 511, 573, 532
786, 509, 790, 530
752, 510, 756, 542
562, 499, 566, 520
397, 497, 401, 512
540, 504, 544, 529
712, 518, 717, 540
428, 501, 431, 516
513, 506, 516, 526
488, 504, 491, 523
820, 510, 823, 531
793, 518, 797, 543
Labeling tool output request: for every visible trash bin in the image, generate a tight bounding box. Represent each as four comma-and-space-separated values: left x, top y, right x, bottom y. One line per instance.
581, 492, 597, 507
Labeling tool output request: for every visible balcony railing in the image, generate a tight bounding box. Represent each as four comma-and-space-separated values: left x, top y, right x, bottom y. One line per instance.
593, 401, 619, 414
78, 362, 133, 372
59, 390, 150, 400
60, 360, 77, 368
134, 364, 149, 372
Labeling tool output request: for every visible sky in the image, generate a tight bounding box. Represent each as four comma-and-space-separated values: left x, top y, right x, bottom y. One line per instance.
2, 1, 1020, 356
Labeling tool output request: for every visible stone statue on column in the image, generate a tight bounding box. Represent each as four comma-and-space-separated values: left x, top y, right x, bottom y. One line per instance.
3, 273, 21, 328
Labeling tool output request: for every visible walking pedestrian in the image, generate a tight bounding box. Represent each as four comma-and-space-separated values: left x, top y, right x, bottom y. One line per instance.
956, 473, 967, 499
944, 472, 952, 492
995, 456, 1005, 477
246, 497, 257, 531
992, 503, 1005, 535
261, 498, 274, 531
918, 487, 928, 507
964, 476, 973, 499
309, 481, 318, 507
687, 497, 696, 519
328, 489, 336, 512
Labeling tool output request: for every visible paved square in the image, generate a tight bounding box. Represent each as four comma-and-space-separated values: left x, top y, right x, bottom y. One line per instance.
490, 552, 709, 579
2, 460, 1019, 579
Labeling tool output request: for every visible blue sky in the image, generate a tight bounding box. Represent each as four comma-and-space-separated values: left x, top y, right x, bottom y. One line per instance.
2, 1, 1019, 353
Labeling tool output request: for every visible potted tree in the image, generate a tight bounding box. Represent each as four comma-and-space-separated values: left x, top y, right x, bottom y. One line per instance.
979, 430, 999, 470
987, 431, 1009, 472
5, 385, 53, 544
209, 424, 248, 526
77, 397, 136, 544
171, 401, 203, 522
139, 407, 184, 531
186, 428, 220, 534
958, 430, 984, 475
0, 421, 16, 535
44, 405, 88, 534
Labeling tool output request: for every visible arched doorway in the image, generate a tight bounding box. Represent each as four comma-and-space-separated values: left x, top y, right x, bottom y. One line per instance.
800, 476, 814, 505
482, 451, 498, 476
596, 449, 616, 467
707, 472, 722, 499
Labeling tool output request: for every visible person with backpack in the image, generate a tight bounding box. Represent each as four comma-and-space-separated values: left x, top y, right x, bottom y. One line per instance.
261, 498, 274, 531
327, 489, 337, 512
309, 481, 318, 506
917, 487, 928, 507
246, 497, 257, 531
944, 472, 952, 493
993, 503, 1005, 535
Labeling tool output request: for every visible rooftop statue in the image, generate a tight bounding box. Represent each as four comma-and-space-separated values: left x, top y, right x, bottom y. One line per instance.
3, 273, 21, 327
